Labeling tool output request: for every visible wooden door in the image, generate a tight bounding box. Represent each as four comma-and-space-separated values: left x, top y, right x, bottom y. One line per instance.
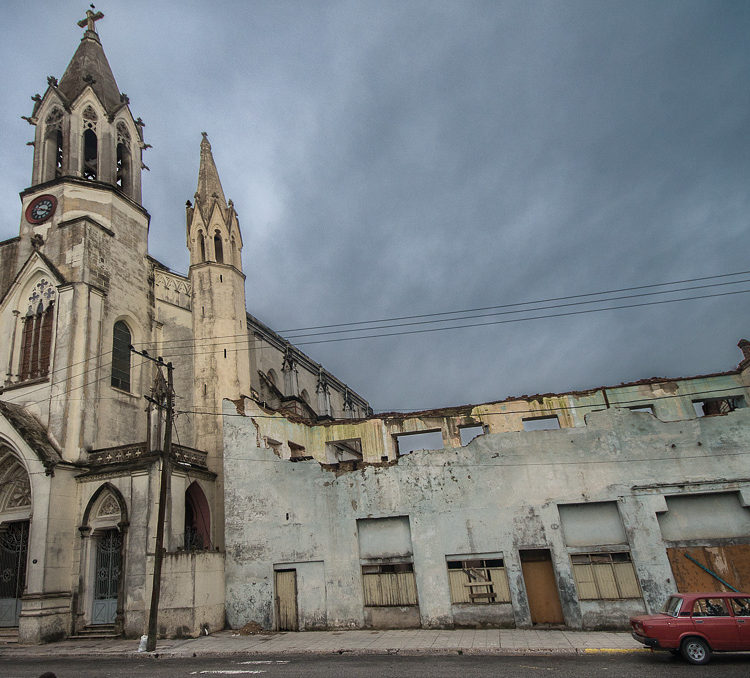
520, 549, 564, 625
275, 569, 298, 631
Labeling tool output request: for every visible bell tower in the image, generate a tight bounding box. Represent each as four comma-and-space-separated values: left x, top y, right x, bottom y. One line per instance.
26, 9, 145, 203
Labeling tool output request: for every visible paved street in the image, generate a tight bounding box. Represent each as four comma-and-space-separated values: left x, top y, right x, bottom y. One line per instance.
3, 653, 750, 678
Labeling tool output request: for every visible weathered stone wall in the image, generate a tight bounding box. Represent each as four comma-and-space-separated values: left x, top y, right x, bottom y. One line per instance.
223, 399, 750, 631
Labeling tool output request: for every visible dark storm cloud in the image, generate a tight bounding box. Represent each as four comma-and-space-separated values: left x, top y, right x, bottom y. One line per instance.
1, 1, 748, 410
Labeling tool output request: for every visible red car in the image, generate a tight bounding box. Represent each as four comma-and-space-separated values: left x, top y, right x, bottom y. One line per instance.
631, 592, 750, 664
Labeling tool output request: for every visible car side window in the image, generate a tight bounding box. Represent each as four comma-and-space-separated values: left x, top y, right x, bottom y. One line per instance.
693, 598, 730, 617
730, 598, 750, 617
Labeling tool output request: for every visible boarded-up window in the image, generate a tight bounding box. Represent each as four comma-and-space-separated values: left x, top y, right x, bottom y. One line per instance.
571, 552, 640, 600
361, 562, 417, 606
447, 558, 510, 604
693, 396, 745, 417
559, 502, 628, 547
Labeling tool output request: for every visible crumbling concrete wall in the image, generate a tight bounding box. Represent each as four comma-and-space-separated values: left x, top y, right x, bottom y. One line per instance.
224, 398, 750, 631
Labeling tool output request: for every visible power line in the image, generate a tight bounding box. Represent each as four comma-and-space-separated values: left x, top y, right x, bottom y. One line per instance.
130, 268, 750, 350
156, 287, 750, 358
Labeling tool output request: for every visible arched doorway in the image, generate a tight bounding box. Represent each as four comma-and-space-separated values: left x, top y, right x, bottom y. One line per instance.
0, 446, 31, 627
184, 482, 211, 550
79, 485, 128, 630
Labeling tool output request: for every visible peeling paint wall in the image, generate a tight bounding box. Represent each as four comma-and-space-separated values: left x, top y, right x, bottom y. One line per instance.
224, 394, 750, 631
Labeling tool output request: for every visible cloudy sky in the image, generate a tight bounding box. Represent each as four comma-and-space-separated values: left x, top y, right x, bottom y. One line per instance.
1, 1, 748, 412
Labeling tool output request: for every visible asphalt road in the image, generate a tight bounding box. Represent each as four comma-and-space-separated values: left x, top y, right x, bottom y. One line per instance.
2, 653, 750, 678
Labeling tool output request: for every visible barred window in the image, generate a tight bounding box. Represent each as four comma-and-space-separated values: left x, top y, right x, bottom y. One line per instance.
571, 552, 641, 600
361, 562, 417, 606
111, 321, 131, 392
447, 558, 511, 604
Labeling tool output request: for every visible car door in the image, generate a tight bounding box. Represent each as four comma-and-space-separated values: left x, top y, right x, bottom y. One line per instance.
691, 597, 740, 650
729, 596, 750, 649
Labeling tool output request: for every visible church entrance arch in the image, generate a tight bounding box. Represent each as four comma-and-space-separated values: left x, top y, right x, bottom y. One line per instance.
79, 484, 128, 630
0, 446, 32, 627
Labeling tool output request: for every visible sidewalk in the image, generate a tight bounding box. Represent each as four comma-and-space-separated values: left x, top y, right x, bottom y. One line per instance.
0, 628, 646, 659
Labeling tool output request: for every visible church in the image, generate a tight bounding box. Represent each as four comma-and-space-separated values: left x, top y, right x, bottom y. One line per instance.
0, 11, 368, 643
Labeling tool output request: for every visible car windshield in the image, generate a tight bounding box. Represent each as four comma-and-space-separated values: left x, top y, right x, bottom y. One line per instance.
661, 596, 683, 617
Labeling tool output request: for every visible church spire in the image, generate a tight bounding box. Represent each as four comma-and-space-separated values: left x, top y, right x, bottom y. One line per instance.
57, 9, 122, 115
195, 132, 227, 207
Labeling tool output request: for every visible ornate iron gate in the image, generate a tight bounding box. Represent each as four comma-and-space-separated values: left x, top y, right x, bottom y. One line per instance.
92, 529, 121, 625
0, 521, 29, 627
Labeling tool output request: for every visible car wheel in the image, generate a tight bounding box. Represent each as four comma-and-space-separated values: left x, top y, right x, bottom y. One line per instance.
681, 637, 711, 665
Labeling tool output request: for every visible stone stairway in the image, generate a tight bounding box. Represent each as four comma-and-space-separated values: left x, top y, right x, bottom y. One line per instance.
69, 624, 119, 640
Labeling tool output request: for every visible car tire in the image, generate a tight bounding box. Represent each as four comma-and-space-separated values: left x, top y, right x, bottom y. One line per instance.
681, 637, 711, 665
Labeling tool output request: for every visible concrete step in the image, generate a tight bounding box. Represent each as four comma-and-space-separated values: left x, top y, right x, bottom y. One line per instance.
70, 625, 119, 640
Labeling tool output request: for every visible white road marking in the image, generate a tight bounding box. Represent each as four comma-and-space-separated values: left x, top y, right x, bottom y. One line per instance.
239, 660, 290, 664
194, 671, 267, 675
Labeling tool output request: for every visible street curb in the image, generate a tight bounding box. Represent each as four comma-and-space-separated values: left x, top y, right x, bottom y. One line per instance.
0, 646, 648, 660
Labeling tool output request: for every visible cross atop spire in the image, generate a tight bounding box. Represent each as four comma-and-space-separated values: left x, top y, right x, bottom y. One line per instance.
78, 6, 104, 34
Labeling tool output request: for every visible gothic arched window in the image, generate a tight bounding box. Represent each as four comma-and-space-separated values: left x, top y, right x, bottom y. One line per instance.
184, 482, 211, 550
111, 321, 132, 392
44, 108, 64, 181
214, 232, 223, 263
19, 279, 56, 382
198, 231, 206, 262
82, 106, 98, 181
116, 122, 131, 195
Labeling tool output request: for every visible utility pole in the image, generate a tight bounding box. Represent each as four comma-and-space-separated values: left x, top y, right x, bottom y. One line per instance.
131, 346, 173, 652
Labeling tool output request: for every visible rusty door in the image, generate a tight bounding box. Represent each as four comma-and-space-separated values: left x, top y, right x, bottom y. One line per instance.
666, 545, 750, 593
275, 569, 298, 631
520, 549, 564, 625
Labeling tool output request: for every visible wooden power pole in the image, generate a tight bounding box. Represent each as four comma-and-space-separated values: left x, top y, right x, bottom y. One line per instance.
131, 347, 174, 652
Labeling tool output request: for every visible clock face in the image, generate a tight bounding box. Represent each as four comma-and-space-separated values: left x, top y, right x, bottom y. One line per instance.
26, 194, 57, 224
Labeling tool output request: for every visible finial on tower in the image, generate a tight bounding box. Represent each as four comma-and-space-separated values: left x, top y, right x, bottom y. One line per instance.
78, 6, 104, 34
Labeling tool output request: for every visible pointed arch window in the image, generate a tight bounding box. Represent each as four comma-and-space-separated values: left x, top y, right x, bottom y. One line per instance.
19, 279, 56, 382
214, 232, 223, 263
184, 482, 211, 550
111, 321, 132, 392
82, 106, 98, 181
198, 231, 206, 262
43, 108, 64, 181
115, 122, 131, 195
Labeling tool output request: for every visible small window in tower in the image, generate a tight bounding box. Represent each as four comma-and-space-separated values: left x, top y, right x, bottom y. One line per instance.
198, 232, 206, 262
214, 232, 223, 263
83, 129, 98, 181
111, 321, 132, 392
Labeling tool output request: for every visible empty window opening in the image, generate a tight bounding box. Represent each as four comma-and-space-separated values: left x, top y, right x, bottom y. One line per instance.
184, 481, 211, 550
82, 129, 98, 180
288, 441, 312, 461
116, 143, 131, 192
214, 232, 223, 263
459, 425, 485, 446
693, 396, 745, 417
570, 552, 641, 600
43, 108, 64, 180
447, 557, 511, 604
628, 405, 654, 414
522, 415, 560, 431
394, 430, 444, 456
219, 274, 223, 283
203, 383, 207, 396
361, 562, 417, 607
326, 438, 363, 463
223, 348, 227, 358
111, 321, 131, 391
198, 232, 206, 262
